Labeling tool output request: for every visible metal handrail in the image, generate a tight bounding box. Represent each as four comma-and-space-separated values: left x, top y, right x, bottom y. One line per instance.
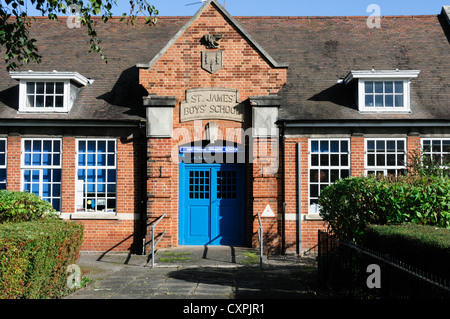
257, 212, 263, 267
150, 212, 167, 268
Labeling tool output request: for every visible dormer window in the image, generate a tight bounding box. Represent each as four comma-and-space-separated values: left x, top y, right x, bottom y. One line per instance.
344, 70, 420, 113
10, 71, 90, 113
26, 81, 65, 109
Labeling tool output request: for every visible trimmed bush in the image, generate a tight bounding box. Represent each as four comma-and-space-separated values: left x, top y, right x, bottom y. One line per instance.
362, 224, 450, 280
318, 175, 450, 241
0, 190, 58, 223
0, 219, 84, 299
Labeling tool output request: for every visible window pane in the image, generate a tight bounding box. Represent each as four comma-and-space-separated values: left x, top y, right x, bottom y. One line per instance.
55, 96, 64, 108
385, 94, 393, 107
46, 82, 54, 94
386, 140, 395, 152
55, 82, 64, 94
365, 81, 373, 93
387, 154, 396, 166
395, 94, 404, 107
311, 141, 319, 153
330, 154, 339, 166
36, 82, 44, 94
376, 140, 385, 151
397, 140, 405, 152
26, 82, 35, 94
367, 154, 375, 166
320, 141, 329, 153
310, 170, 318, 183
341, 141, 348, 153
341, 154, 348, 166
367, 140, 375, 152
365, 95, 374, 107
330, 169, 340, 182
375, 95, 383, 107
443, 140, 450, 153
320, 154, 329, 166
376, 154, 385, 166
385, 81, 393, 93
26, 95, 35, 108
374, 82, 383, 93
311, 154, 318, 166
395, 81, 403, 93
330, 141, 339, 153
35, 95, 44, 108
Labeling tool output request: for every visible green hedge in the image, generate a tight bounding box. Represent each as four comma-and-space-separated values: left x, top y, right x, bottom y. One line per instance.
318, 175, 450, 241
0, 219, 84, 299
362, 224, 450, 280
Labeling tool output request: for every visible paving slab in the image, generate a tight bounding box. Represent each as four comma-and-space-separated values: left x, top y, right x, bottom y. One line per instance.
65, 246, 331, 300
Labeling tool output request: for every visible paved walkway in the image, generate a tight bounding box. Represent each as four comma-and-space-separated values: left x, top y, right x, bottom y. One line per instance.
65, 246, 332, 299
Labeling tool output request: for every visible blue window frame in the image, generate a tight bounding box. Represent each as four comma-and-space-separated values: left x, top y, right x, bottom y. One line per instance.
22, 139, 62, 211
76, 139, 117, 213
0, 139, 6, 190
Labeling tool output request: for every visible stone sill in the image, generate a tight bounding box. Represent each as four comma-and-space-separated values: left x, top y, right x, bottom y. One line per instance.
70, 212, 119, 220
304, 214, 323, 221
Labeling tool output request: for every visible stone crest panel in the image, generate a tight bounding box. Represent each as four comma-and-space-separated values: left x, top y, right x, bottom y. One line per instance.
201, 51, 223, 74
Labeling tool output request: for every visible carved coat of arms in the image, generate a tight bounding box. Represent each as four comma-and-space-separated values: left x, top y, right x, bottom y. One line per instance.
201, 50, 223, 74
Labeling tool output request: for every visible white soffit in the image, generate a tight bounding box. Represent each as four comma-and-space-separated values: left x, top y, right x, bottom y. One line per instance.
9, 70, 90, 86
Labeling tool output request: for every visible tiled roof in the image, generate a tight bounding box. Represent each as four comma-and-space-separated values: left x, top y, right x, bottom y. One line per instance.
0, 9, 449, 123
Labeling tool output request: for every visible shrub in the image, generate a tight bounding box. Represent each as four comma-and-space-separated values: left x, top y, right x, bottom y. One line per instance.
0, 190, 58, 223
0, 219, 84, 299
318, 175, 450, 241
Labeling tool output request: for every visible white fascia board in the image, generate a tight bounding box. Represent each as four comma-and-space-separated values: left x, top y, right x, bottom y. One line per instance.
9, 71, 90, 86
344, 70, 420, 84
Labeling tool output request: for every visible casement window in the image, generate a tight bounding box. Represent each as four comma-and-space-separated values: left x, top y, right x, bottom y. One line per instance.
309, 139, 350, 214
22, 139, 62, 211
9, 71, 90, 113
0, 139, 7, 190
343, 70, 420, 113
25, 81, 65, 109
365, 138, 407, 177
363, 81, 405, 108
76, 139, 117, 213
422, 139, 450, 169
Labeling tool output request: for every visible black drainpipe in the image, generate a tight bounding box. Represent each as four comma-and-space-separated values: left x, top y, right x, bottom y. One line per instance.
138, 121, 148, 255
280, 122, 286, 255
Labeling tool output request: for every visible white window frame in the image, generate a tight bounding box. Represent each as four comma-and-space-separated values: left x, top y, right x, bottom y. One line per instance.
421, 138, 450, 169
20, 138, 63, 211
308, 138, 351, 215
18, 80, 70, 113
359, 79, 409, 111
75, 138, 117, 214
365, 138, 407, 177
0, 138, 7, 190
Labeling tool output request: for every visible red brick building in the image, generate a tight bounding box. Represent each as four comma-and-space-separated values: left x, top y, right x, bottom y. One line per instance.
0, 1, 449, 255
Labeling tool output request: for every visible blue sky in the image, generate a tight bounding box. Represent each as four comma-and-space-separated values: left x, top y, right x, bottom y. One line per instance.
17, 0, 448, 17
151, 0, 446, 17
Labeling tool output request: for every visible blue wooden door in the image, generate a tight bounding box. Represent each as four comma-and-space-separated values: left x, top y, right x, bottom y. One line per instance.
179, 164, 245, 246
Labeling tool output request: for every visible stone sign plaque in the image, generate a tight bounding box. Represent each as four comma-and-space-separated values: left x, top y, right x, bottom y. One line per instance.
180, 88, 244, 123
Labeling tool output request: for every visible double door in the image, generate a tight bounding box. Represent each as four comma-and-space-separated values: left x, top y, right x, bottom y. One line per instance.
179, 163, 246, 246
